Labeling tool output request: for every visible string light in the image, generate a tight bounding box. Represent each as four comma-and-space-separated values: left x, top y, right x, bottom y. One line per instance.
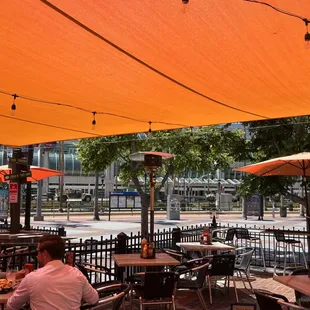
11, 94, 18, 116
304, 19, 310, 49
92, 111, 97, 130
182, 0, 189, 13
148, 121, 152, 137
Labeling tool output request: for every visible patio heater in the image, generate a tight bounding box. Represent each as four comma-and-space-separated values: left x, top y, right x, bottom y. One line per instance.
130, 151, 175, 243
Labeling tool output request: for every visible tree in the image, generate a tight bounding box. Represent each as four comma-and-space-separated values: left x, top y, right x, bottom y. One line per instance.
77, 127, 245, 234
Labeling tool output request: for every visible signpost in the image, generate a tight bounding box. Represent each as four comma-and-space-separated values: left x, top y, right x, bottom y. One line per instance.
9, 183, 19, 203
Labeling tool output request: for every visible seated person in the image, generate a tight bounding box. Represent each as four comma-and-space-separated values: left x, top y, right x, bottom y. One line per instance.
7, 235, 99, 310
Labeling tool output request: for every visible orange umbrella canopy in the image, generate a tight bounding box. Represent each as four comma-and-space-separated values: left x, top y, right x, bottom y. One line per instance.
1, 1, 310, 146
234, 153, 310, 177
0, 165, 64, 183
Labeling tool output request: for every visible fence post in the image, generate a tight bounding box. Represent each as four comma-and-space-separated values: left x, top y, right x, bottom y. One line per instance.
172, 227, 181, 249
58, 227, 66, 236
115, 232, 128, 281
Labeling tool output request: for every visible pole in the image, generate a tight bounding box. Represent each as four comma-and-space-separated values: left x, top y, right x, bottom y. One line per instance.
59, 141, 65, 212
24, 145, 34, 229
149, 171, 155, 243
34, 144, 44, 221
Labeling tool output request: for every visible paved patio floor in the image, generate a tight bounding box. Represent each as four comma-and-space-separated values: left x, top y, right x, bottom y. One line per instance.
129, 269, 295, 309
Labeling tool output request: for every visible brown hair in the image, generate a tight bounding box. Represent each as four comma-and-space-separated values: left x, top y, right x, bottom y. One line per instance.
38, 235, 65, 260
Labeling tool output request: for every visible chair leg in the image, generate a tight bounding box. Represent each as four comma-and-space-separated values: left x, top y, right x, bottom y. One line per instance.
243, 270, 254, 292
301, 242, 308, 269
283, 243, 288, 275
207, 275, 212, 304
172, 295, 176, 310
259, 239, 266, 271
197, 289, 208, 310
238, 270, 246, 290
232, 276, 239, 303
291, 244, 297, 268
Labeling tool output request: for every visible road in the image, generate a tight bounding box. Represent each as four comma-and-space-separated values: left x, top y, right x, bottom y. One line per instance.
21, 212, 308, 241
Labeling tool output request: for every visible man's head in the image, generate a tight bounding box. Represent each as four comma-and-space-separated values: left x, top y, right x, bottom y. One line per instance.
37, 235, 65, 267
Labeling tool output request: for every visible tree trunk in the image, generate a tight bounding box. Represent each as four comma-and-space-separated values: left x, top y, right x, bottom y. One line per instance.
93, 172, 100, 220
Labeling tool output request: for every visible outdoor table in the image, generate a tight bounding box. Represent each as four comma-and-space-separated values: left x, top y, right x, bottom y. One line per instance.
0, 290, 14, 310
176, 241, 235, 252
113, 253, 180, 282
273, 275, 310, 296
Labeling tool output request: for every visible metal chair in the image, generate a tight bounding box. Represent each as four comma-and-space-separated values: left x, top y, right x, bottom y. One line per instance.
206, 254, 238, 304
254, 289, 289, 310
212, 228, 236, 246
273, 230, 308, 275
277, 299, 310, 309
234, 247, 254, 292
132, 271, 178, 310
235, 228, 266, 271
176, 257, 212, 310
80, 283, 130, 310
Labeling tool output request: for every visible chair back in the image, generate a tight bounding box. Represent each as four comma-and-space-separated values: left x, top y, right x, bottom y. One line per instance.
225, 228, 236, 242
75, 262, 92, 283
254, 289, 288, 310
235, 248, 254, 271
162, 248, 191, 262
210, 254, 235, 276
235, 228, 251, 240
142, 272, 177, 299
81, 283, 130, 310
274, 230, 286, 242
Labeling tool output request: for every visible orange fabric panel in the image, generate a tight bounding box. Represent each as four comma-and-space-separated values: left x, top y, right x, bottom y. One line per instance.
0, 0, 310, 145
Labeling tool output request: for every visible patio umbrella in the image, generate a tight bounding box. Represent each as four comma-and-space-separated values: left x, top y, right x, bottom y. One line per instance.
0, 165, 64, 183
234, 152, 310, 215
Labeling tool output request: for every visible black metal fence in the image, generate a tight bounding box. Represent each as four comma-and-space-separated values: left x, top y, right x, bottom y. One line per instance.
0, 223, 309, 283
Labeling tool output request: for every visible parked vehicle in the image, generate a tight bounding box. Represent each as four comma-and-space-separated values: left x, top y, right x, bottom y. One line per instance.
55, 189, 92, 202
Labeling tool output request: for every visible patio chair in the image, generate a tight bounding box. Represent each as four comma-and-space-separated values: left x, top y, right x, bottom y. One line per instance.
206, 254, 238, 304
234, 247, 254, 292
80, 283, 130, 310
254, 289, 288, 310
235, 228, 266, 271
131, 271, 178, 310
176, 257, 212, 310
212, 228, 236, 246
277, 299, 310, 309
290, 268, 310, 308
75, 262, 119, 293
273, 230, 308, 275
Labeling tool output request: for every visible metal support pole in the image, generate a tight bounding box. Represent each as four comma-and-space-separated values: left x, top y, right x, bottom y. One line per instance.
34, 144, 44, 221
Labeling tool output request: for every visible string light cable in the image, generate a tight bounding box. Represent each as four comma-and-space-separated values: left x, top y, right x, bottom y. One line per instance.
244, 0, 310, 45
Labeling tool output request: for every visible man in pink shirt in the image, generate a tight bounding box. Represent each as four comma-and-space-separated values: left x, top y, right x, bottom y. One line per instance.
7, 235, 99, 310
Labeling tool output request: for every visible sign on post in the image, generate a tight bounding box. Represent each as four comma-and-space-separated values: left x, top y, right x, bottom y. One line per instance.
9, 183, 19, 203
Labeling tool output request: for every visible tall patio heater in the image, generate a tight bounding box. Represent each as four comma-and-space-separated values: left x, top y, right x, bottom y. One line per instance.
130, 151, 175, 242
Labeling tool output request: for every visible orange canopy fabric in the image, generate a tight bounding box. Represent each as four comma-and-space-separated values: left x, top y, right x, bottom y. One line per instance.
0, 165, 64, 182
1, 0, 310, 146
234, 153, 310, 176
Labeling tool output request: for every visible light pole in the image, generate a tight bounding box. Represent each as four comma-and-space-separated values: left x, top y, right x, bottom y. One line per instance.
100, 174, 105, 210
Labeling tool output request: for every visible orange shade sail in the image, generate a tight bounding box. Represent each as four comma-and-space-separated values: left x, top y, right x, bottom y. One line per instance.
1, 0, 310, 146
0, 165, 64, 183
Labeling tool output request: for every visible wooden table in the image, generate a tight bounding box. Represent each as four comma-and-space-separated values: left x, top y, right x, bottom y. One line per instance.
273, 275, 310, 296
176, 241, 235, 252
0, 290, 14, 309
113, 253, 180, 267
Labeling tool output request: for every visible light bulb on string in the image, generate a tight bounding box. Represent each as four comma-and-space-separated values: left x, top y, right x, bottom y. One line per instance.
92, 111, 97, 130
148, 121, 152, 137
11, 94, 18, 116
182, 0, 189, 13
304, 19, 310, 49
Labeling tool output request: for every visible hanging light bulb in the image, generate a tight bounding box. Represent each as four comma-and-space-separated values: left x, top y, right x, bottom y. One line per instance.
92, 111, 97, 130
148, 121, 152, 137
182, 0, 189, 13
11, 94, 18, 116
304, 19, 310, 49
